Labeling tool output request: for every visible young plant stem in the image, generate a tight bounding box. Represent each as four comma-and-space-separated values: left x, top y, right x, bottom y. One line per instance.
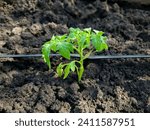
78, 60, 84, 81
78, 49, 84, 81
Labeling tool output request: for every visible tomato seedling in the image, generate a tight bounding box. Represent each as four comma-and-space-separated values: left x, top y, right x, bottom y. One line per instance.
42, 28, 108, 81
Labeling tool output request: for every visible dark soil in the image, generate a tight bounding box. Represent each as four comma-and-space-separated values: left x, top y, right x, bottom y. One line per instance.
0, 0, 150, 113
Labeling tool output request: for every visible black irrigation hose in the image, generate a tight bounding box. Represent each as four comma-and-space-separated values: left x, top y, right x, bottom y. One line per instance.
0, 54, 150, 59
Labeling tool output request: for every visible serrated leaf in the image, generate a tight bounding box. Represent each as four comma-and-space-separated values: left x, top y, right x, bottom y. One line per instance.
56, 63, 63, 77
69, 27, 81, 33
91, 33, 101, 51
62, 62, 76, 79
78, 33, 86, 50
56, 42, 73, 59
50, 42, 57, 52
84, 33, 91, 48
100, 36, 108, 50
56, 34, 67, 41
68, 28, 81, 41
59, 47, 70, 59
100, 36, 106, 43
70, 61, 76, 72
42, 43, 51, 69
68, 33, 75, 40
63, 65, 71, 79
66, 42, 74, 52
80, 34, 86, 44
91, 32, 108, 51
98, 31, 104, 35
102, 43, 108, 50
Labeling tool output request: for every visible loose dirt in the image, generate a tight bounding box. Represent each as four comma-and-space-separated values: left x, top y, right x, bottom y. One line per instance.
0, 0, 150, 112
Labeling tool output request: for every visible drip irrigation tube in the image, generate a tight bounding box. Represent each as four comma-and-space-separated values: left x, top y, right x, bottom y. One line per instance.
0, 54, 150, 59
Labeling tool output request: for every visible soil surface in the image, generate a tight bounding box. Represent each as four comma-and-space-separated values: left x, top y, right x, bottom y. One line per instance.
0, 0, 150, 113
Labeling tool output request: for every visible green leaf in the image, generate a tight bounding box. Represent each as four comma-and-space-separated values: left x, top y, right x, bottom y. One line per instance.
56, 42, 73, 59
50, 42, 57, 52
46, 35, 57, 52
42, 43, 51, 69
68, 28, 81, 41
100, 36, 108, 50
63, 61, 76, 79
84, 33, 91, 48
63, 65, 71, 79
91, 32, 108, 51
91, 33, 101, 51
56, 63, 63, 77
55, 34, 67, 41
102, 43, 108, 50
59, 47, 70, 59
78, 33, 86, 50
69, 28, 81, 34
70, 61, 76, 72
93, 29, 104, 35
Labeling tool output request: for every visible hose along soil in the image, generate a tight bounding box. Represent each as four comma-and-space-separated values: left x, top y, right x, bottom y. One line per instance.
0, 54, 150, 59
0, 0, 150, 113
